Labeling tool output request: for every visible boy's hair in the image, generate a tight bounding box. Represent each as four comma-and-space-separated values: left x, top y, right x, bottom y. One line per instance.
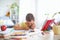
26, 13, 35, 21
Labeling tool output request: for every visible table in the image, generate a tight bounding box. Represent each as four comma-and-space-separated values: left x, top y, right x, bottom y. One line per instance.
0, 28, 54, 40
54, 35, 60, 40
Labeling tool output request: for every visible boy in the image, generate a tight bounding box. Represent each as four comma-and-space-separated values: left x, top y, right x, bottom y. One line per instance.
14, 13, 35, 30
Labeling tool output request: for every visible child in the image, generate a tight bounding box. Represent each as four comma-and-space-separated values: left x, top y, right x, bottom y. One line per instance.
14, 13, 35, 30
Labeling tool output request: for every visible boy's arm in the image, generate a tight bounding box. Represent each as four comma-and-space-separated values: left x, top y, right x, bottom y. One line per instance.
14, 24, 22, 30
14, 24, 29, 30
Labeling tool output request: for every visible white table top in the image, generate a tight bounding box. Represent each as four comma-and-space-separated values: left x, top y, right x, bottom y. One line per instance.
0, 28, 54, 40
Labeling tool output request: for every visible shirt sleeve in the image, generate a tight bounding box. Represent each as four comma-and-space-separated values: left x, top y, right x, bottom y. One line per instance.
20, 22, 27, 28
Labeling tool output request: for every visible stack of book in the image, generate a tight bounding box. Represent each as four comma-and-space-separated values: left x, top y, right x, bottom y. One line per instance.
10, 30, 27, 40
0, 28, 14, 40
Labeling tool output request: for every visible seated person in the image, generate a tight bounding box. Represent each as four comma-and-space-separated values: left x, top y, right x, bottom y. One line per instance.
14, 13, 35, 30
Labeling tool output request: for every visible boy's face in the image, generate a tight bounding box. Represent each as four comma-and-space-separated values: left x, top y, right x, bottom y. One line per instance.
26, 20, 34, 26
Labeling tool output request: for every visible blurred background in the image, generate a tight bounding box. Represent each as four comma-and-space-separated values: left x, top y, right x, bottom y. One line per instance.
0, 0, 60, 40
0, 0, 60, 30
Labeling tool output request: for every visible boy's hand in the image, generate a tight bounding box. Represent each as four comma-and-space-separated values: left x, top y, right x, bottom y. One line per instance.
31, 23, 35, 29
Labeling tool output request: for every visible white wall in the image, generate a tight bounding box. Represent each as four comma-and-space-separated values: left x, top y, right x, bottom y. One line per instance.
19, 0, 60, 29
0, 0, 18, 17
36, 0, 60, 29
0, 0, 59, 29
19, 0, 36, 23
